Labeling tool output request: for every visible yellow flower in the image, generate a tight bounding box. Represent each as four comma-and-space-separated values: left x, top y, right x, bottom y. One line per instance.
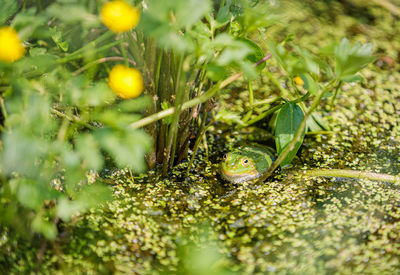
100, 0, 140, 33
108, 64, 143, 99
294, 75, 304, 86
0, 26, 25, 63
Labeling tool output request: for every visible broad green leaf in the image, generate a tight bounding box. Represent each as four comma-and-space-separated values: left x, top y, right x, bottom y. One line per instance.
275, 102, 305, 167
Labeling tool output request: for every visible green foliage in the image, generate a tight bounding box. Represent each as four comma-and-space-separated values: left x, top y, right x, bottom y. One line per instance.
274, 102, 305, 167
0, 0, 152, 240
334, 38, 375, 81
0, 0, 18, 25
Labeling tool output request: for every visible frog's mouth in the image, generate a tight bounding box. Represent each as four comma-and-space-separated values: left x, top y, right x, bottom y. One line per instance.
220, 166, 260, 184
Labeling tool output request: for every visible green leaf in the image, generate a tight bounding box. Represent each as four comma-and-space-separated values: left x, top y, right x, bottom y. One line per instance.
340, 74, 363, 83
32, 215, 57, 240
49, 26, 69, 51
75, 134, 104, 170
215, 109, 246, 126
237, 37, 266, 73
275, 102, 305, 167
57, 184, 112, 221
94, 128, 152, 172
0, 0, 18, 25
215, 4, 231, 28
335, 38, 375, 79
300, 73, 319, 95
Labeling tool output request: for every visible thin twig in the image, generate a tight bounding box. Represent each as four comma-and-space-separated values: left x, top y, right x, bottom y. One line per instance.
72, 56, 136, 76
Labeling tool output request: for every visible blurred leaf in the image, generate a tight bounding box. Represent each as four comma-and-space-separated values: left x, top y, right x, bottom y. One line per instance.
11, 8, 49, 40
116, 96, 151, 112
139, 0, 211, 52
300, 73, 318, 95
83, 82, 115, 106
340, 74, 363, 83
47, 3, 99, 28
75, 134, 104, 170
215, 4, 232, 28
94, 128, 152, 172
0, 0, 18, 25
49, 26, 69, 51
94, 110, 141, 128
237, 1, 280, 33
16, 179, 44, 210
275, 102, 305, 167
237, 37, 265, 73
206, 64, 229, 81
57, 184, 112, 221
215, 109, 246, 126
32, 214, 57, 240
175, 0, 211, 28
1, 129, 47, 177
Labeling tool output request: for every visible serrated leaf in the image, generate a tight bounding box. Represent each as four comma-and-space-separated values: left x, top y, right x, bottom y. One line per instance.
275, 102, 305, 167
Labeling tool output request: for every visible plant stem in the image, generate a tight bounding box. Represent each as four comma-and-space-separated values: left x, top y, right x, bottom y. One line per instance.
242, 103, 283, 127
303, 169, 400, 184
257, 80, 337, 183
329, 80, 342, 109
129, 54, 273, 130
119, 38, 129, 66
57, 40, 120, 64
264, 70, 291, 99
72, 56, 136, 75
162, 54, 185, 175
242, 81, 253, 123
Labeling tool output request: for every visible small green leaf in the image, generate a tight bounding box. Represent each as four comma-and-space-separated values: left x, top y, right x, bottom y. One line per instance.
237, 37, 266, 73
300, 73, 319, 95
215, 109, 246, 126
275, 102, 305, 167
50, 26, 69, 51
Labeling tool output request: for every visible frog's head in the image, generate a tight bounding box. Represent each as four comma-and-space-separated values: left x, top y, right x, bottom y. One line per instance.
220, 150, 261, 183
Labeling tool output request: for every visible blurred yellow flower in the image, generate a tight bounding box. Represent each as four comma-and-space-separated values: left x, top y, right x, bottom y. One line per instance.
100, 0, 140, 33
0, 26, 25, 63
108, 64, 143, 99
294, 76, 304, 86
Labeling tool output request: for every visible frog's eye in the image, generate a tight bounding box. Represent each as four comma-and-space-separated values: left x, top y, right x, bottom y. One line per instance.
241, 158, 249, 167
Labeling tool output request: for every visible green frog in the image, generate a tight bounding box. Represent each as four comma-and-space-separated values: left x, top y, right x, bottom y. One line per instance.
220, 145, 275, 183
